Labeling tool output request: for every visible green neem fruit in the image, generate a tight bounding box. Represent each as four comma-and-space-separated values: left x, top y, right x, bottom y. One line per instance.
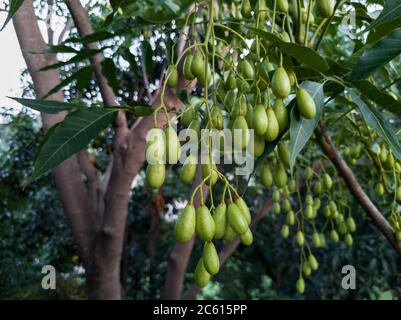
303, 261, 312, 276
203, 242, 220, 275
146, 128, 165, 163
344, 233, 353, 246
305, 204, 314, 220
314, 198, 321, 210
224, 90, 237, 112
223, 223, 237, 242
296, 87, 316, 119
233, 116, 250, 150
232, 94, 248, 117
253, 134, 266, 157
347, 217, 356, 233
211, 106, 223, 130
180, 154, 198, 184
146, 162, 166, 189
165, 126, 181, 164
283, 198, 292, 212
253, 104, 268, 135
191, 50, 204, 78
329, 200, 337, 214
226, 70, 236, 90
287, 69, 297, 87
338, 222, 348, 235
261, 163, 273, 187
167, 65, 178, 88
375, 183, 384, 196
319, 233, 326, 247
202, 162, 219, 186
175, 204, 196, 243
277, 0, 289, 13
323, 205, 331, 218
188, 118, 201, 139
330, 229, 339, 242
181, 105, 194, 128
304, 167, 313, 180
287, 210, 295, 225
241, 0, 252, 18
274, 203, 281, 215
273, 99, 289, 134
380, 146, 388, 163
240, 228, 254, 246
246, 104, 254, 128
196, 205, 215, 241
257, 0, 268, 22
309, 254, 319, 271
314, 181, 322, 194
273, 189, 281, 202
316, 0, 335, 18
279, 31, 291, 42
312, 232, 321, 248
197, 64, 212, 87
305, 194, 314, 206
241, 60, 254, 80
274, 162, 288, 187
278, 142, 290, 167
296, 230, 305, 246
183, 54, 195, 80
301, 8, 315, 24
195, 258, 211, 288
396, 231, 401, 243
272, 67, 291, 99
288, 179, 297, 193
227, 202, 248, 235
216, 81, 226, 103
281, 224, 290, 238
235, 197, 251, 225
296, 277, 305, 294
396, 186, 401, 202
323, 173, 333, 190
265, 107, 279, 142
213, 202, 227, 239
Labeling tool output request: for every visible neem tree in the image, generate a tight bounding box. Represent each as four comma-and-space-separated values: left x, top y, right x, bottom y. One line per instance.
4, 0, 401, 298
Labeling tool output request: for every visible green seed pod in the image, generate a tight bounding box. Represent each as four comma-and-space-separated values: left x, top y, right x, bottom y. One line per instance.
347, 217, 356, 233
308, 254, 319, 271
227, 202, 248, 235
191, 50, 204, 78
296, 230, 305, 246
396, 186, 401, 202
278, 142, 290, 167
211, 105, 223, 130
235, 197, 251, 225
319, 233, 326, 248
203, 242, 220, 275
323, 173, 333, 190
146, 162, 166, 189
316, 0, 335, 18
312, 232, 321, 248
281, 224, 290, 238
330, 229, 339, 242
303, 261, 312, 276
224, 90, 237, 112
375, 183, 385, 196
344, 233, 353, 246
194, 258, 211, 288
261, 163, 273, 187
226, 71, 236, 90
196, 205, 215, 242
277, 0, 289, 13
305, 194, 314, 206
304, 167, 313, 180
296, 277, 305, 294
181, 105, 194, 128
314, 181, 322, 194
273, 189, 281, 202
287, 210, 295, 225
240, 228, 254, 246
241, 0, 252, 18
180, 154, 198, 185
338, 222, 348, 235
296, 87, 316, 119
212, 202, 227, 240
272, 67, 291, 99
274, 162, 288, 187
223, 223, 237, 242
241, 60, 255, 80
283, 198, 292, 212
175, 204, 196, 243
273, 99, 289, 134
253, 134, 266, 157
253, 104, 268, 135
305, 204, 314, 220
274, 202, 281, 215
289, 179, 297, 192
166, 65, 179, 88
233, 115, 250, 150
183, 53, 195, 80
202, 161, 219, 186
165, 126, 181, 164
232, 94, 247, 118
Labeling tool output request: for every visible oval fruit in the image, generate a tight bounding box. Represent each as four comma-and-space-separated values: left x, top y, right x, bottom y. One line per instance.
265, 108, 279, 142
224, 90, 237, 112
277, 0, 289, 13
227, 202, 248, 235
253, 104, 268, 135
223, 223, 237, 242
278, 142, 290, 167
323, 173, 333, 189
203, 242, 220, 275
274, 162, 288, 187
274, 203, 281, 215
375, 182, 384, 196
191, 50, 204, 78
232, 94, 247, 117
241, 0, 252, 18
296, 278, 305, 294
295, 230, 305, 246
183, 53, 195, 80
226, 70, 236, 90
194, 258, 211, 288
273, 99, 288, 133
145, 162, 166, 189
296, 88, 316, 119
272, 67, 291, 99
181, 105, 194, 128
180, 154, 198, 184
213, 202, 227, 239
312, 232, 321, 248
309, 254, 319, 271
345, 233, 353, 246
303, 261, 312, 276
146, 128, 165, 163
330, 229, 339, 242
241, 60, 254, 80
233, 116, 250, 150
253, 134, 266, 157
286, 210, 295, 225
316, 0, 335, 18
165, 126, 181, 164
281, 224, 289, 238
235, 197, 251, 225
196, 205, 215, 241
175, 204, 196, 243
347, 217, 356, 233
261, 162, 273, 187
240, 228, 253, 246
166, 65, 178, 88
202, 162, 219, 186
211, 106, 223, 130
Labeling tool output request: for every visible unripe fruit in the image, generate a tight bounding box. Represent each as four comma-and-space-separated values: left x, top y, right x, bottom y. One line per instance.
304, 167, 313, 180
296, 230, 305, 246
257, 0, 268, 23
338, 222, 348, 235
166, 65, 178, 88
241, 0, 252, 18
277, 0, 289, 13
281, 224, 290, 238
232, 94, 247, 118
319, 233, 326, 248
272, 67, 291, 99
301, 8, 315, 24
183, 54, 195, 80
227, 202, 248, 235
233, 116, 250, 150
196, 205, 215, 241
146, 162, 166, 189
312, 232, 321, 248
181, 105, 194, 127
195, 258, 211, 288
246, 104, 254, 128
211, 106, 223, 130
274, 203, 281, 215
180, 154, 198, 184
323, 173, 333, 190
330, 229, 339, 242
253, 104, 268, 135
226, 71, 236, 90
273, 99, 288, 134
202, 162, 218, 186
213, 202, 227, 239
175, 204, 196, 243
283, 198, 292, 212
305, 204, 314, 220
165, 126, 181, 164
289, 179, 297, 192
203, 242, 220, 275
274, 162, 288, 187
345, 233, 353, 246
396, 186, 401, 202
279, 31, 291, 42
303, 261, 312, 276
240, 228, 254, 246
224, 90, 237, 112
375, 183, 384, 196
314, 198, 321, 210
323, 205, 331, 218
305, 194, 314, 206
197, 64, 212, 87
191, 50, 204, 78
235, 197, 251, 225
396, 231, 401, 243
347, 217, 356, 233
278, 142, 290, 167
261, 163, 273, 187
329, 200, 337, 214
253, 134, 266, 157
223, 223, 237, 242
309, 254, 319, 271
287, 210, 295, 225
265, 108, 279, 142
314, 181, 322, 194
273, 189, 281, 202
316, 0, 335, 18
241, 60, 254, 80
296, 87, 316, 119
146, 128, 165, 163
296, 278, 305, 294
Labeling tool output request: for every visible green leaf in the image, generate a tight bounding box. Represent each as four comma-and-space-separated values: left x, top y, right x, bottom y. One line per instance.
247, 27, 330, 72
367, 0, 401, 31
101, 58, 119, 94
349, 89, 401, 162
1, 0, 24, 31
352, 80, 401, 118
32, 108, 117, 180
289, 81, 325, 173
349, 28, 401, 81
125, 101, 154, 116
10, 97, 81, 114
141, 40, 153, 77
45, 45, 79, 54
39, 49, 103, 71
64, 30, 119, 44
367, 16, 401, 44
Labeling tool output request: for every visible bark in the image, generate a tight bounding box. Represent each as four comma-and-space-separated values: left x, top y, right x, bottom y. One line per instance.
317, 124, 401, 257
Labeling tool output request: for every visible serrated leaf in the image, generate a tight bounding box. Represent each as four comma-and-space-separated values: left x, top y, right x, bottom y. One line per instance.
10, 97, 81, 114
1, 0, 24, 31
32, 108, 116, 180
289, 81, 325, 173
349, 28, 401, 81
349, 89, 401, 162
